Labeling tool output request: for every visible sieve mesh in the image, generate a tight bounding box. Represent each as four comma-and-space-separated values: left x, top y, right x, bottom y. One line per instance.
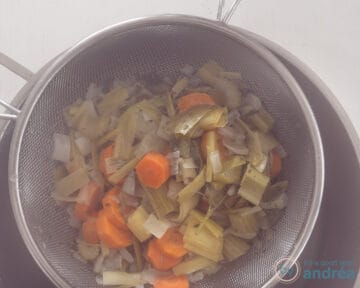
15, 21, 318, 288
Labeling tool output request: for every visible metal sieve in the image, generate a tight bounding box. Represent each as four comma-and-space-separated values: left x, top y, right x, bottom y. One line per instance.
0, 3, 324, 288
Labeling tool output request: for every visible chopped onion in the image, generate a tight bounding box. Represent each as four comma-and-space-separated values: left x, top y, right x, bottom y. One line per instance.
105, 157, 125, 175
239, 93, 262, 115
123, 170, 136, 195
209, 150, 223, 174
189, 271, 205, 283
119, 249, 134, 264
166, 151, 180, 176
260, 193, 288, 210
93, 255, 105, 273
275, 144, 288, 158
103, 253, 123, 271
226, 185, 237, 196
95, 275, 103, 285
125, 195, 140, 208
76, 184, 92, 206
75, 137, 91, 156
102, 271, 145, 286
227, 229, 257, 240
180, 64, 195, 76
86, 83, 103, 100
52, 133, 71, 162
255, 154, 268, 173
157, 115, 172, 141
89, 169, 105, 190
223, 138, 249, 155
143, 214, 171, 239
182, 158, 198, 169
109, 116, 119, 130
66, 204, 81, 228
167, 179, 184, 200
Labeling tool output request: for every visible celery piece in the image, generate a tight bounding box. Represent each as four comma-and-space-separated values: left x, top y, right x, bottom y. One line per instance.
223, 234, 250, 261
213, 155, 245, 184
97, 87, 129, 115
227, 206, 262, 239
239, 120, 264, 166
115, 106, 139, 160
178, 168, 206, 201
173, 194, 199, 223
136, 99, 162, 123
249, 108, 275, 133
102, 271, 145, 286
96, 128, 120, 148
189, 210, 223, 239
108, 158, 139, 185
55, 168, 89, 197
211, 182, 226, 192
127, 206, 151, 242
262, 180, 289, 202
144, 185, 177, 219
238, 165, 270, 206
173, 256, 215, 275
183, 219, 223, 262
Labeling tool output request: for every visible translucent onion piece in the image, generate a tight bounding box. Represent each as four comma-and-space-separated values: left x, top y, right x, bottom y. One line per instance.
52, 133, 71, 162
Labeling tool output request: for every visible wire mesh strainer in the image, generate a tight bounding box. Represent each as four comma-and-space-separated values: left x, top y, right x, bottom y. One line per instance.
1, 12, 323, 288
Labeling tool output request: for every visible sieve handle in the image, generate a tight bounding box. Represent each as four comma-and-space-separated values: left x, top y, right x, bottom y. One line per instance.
0, 52, 34, 120
217, 0, 243, 24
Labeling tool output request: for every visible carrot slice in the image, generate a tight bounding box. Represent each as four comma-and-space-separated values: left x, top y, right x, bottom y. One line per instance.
96, 210, 132, 249
154, 275, 189, 288
156, 228, 188, 258
177, 93, 216, 112
99, 143, 114, 177
101, 187, 127, 230
146, 239, 182, 271
135, 152, 170, 189
82, 218, 100, 244
75, 181, 101, 221
270, 149, 282, 178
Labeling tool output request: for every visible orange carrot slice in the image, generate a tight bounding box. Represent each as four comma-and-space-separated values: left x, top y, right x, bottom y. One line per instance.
177, 93, 216, 112
96, 210, 132, 249
135, 152, 170, 189
156, 228, 188, 259
270, 149, 282, 178
146, 239, 182, 271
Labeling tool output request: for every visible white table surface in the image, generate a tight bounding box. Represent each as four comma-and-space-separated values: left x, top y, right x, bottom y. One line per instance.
1, 0, 359, 135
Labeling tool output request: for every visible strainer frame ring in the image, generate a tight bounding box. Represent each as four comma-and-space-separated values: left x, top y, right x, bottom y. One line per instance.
8, 14, 324, 288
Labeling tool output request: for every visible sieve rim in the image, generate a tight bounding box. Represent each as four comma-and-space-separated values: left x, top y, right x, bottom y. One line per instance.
8, 14, 324, 288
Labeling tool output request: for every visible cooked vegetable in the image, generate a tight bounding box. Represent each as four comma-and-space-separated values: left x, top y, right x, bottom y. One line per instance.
223, 234, 250, 261
52, 133, 71, 162
238, 165, 270, 206
135, 152, 170, 189
146, 239, 182, 271
96, 210, 132, 249
156, 228, 187, 259
227, 206, 262, 239
177, 93, 216, 112
154, 275, 189, 288
108, 158, 140, 185
127, 206, 151, 242
144, 185, 177, 219
102, 271, 145, 286
143, 214, 172, 239
183, 218, 223, 262
55, 168, 89, 198
269, 149, 282, 178
54, 61, 289, 287
173, 256, 214, 276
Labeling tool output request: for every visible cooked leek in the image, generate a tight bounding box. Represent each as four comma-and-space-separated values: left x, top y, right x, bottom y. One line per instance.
189, 210, 223, 239
108, 158, 139, 185
102, 271, 145, 286
127, 206, 151, 242
173, 194, 199, 223
183, 218, 223, 262
173, 256, 215, 275
55, 168, 89, 197
227, 206, 262, 239
144, 185, 177, 219
223, 234, 250, 261
262, 180, 288, 202
213, 155, 245, 184
96, 87, 129, 115
249, 108, 275, 133
238, 165, 270, 206
134, 134, 167, 159
177, 168, 206, 201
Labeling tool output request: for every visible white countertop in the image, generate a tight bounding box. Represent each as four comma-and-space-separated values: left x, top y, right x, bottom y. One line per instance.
1, 0, 359, 135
